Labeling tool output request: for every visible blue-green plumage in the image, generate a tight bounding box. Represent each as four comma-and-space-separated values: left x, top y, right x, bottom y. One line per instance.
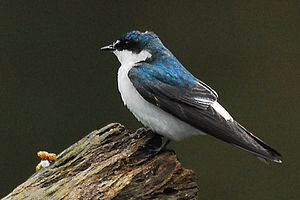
101, 30, 282, 163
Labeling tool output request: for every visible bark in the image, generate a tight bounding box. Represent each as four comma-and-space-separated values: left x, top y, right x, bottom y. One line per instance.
3, 123, 198, 200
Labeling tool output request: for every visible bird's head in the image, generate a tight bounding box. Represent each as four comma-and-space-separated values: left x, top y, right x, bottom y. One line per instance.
101, 31, 168, 65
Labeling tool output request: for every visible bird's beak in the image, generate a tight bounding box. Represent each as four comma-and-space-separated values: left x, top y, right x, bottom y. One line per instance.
100, 44, 116, 52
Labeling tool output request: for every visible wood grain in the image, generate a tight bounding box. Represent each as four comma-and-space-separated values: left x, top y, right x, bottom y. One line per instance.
3, 123, 198, 200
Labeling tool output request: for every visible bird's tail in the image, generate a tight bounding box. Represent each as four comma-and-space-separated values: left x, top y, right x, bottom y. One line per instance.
232, 122, 282, 163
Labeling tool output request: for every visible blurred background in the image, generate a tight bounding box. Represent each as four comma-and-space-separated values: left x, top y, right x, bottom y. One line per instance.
0, 1, 299, 199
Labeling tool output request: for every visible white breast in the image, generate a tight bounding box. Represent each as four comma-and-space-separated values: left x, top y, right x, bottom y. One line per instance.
115, 50, 203, 141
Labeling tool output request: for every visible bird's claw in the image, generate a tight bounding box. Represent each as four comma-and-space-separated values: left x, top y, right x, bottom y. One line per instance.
145, 136, 171, 156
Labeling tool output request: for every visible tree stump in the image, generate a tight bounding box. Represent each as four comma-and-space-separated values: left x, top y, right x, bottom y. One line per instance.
3, 123, 198, 200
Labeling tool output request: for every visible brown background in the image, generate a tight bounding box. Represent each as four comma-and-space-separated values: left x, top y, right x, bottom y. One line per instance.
0, 1, 299, 199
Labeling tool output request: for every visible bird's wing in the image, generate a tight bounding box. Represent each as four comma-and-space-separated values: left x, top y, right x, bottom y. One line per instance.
128, 62, 228, 129
129, 61, 218, 108
128, 63, 282, 163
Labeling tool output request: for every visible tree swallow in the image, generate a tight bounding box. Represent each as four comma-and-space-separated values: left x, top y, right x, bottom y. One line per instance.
101, 30, 282, 163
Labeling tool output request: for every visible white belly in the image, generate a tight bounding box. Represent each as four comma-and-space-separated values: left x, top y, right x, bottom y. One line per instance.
117, 64, 203, 141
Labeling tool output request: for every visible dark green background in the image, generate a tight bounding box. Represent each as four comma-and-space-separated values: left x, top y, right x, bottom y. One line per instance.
0, 1, 299, 199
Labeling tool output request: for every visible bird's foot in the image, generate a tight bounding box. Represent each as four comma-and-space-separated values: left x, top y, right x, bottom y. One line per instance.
146, 135, 171, 156
131, 128, 172, 155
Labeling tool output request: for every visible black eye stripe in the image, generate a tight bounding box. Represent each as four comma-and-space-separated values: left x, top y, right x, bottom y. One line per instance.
114, 39, 142, 53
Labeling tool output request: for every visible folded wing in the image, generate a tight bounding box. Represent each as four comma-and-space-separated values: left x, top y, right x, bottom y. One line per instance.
128, 63, 282, 163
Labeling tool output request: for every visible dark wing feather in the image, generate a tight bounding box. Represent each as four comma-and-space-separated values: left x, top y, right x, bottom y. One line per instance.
128, 63, 282, 163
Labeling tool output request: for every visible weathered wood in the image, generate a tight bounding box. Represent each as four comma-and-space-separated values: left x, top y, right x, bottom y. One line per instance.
3, 123, 198, 200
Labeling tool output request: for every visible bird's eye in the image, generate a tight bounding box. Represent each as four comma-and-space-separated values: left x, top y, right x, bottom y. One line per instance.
123, 40, 131, 48
114, 39, 140, 52
121, 40, 132, 50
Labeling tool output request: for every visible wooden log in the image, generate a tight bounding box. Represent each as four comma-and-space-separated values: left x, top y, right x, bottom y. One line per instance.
3, 123, 198, 200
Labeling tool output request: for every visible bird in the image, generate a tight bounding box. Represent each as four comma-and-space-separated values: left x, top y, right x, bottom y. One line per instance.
100, 30, 282, 163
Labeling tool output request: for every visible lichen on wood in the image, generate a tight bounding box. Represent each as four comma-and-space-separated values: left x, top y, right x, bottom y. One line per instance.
3, 123, 198, 200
